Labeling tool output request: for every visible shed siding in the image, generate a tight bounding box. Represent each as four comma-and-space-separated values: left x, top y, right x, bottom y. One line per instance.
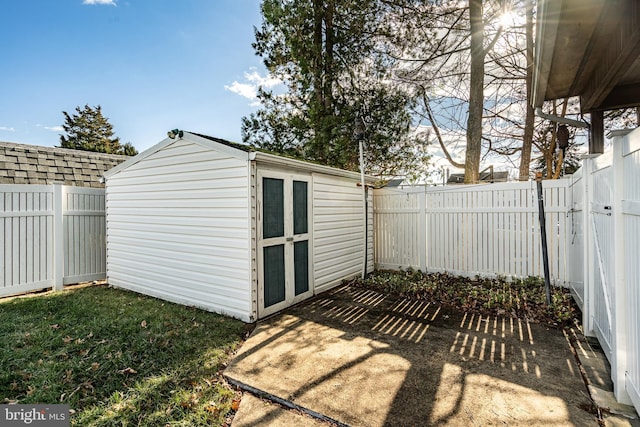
106, 140, 252, 321
313, 174, 372, 293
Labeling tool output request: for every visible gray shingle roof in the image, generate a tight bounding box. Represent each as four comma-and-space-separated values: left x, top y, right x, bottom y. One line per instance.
0, 141, 129, 187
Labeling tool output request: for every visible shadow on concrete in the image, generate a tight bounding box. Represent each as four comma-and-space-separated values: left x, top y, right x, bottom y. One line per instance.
225, 285, 596, 426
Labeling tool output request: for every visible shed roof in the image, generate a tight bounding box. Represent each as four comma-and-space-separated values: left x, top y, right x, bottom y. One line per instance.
105, 131, 376, 183
0, 141, 129, 187
532, 0, 640, 112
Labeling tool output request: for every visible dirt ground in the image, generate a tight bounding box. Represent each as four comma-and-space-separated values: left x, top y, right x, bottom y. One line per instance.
225, 285, 597, 426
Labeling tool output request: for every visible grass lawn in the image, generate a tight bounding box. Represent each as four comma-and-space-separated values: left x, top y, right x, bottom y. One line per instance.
351, 269, 578, 326
0, 284, 250, 426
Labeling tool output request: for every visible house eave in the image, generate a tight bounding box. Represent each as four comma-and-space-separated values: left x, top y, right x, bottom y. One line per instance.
532, 0, 640, 113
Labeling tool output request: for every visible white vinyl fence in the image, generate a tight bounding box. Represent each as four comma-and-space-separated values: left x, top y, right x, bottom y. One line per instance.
0, 183, 106, 297
374, 180, 571, 283
373, 128, 640, 413
575, 128, 640, 410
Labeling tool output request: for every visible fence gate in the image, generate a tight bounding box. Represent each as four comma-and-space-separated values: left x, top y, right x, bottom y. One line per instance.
567, 167, 584, 309
589, 152, 615, 362
579, 128, 640, 409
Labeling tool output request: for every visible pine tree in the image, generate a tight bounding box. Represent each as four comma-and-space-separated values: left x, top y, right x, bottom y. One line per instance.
119, 142, 138, 156
59, 105, 136, 155
243, 0, 429, 177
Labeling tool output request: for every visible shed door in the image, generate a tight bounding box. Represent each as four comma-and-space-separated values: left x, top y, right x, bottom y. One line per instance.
258, 171, 312, 318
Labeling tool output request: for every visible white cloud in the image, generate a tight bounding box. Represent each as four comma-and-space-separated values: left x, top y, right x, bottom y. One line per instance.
36, 124, 64, 132
82, 0, 116, 5
246, 70, 282, 89
225, 81, 258, 100
225, 68, 282, 105
0, 126, 16, 132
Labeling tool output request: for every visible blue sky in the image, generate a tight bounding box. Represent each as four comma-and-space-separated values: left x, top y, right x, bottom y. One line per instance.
1, 0, 269, 152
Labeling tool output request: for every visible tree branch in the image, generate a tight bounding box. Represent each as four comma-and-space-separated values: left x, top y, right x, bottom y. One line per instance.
422, 92, 465, 169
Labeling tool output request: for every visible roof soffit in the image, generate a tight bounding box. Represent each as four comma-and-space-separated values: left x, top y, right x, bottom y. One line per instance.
533, 0, 640, 112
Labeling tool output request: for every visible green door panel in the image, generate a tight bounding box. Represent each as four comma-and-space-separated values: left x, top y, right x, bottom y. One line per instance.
264, 244, 285, 307
293, 180, 308, 235
294, 240, 309, 296
263, 178, 284, 238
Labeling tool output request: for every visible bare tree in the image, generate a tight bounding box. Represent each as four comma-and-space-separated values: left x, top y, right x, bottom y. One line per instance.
464, 0, 485, 183
389, 1, 532, 181
518, 0, 535, 181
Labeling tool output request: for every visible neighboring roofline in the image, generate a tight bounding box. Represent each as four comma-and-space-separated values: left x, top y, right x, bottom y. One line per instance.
105, 131, 376, 183
1, 140, 129, 187
447, 171, 509, 184
0, 140, 129, 161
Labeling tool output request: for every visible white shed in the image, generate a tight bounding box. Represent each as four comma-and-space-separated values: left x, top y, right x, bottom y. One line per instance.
103, 131, 374, 322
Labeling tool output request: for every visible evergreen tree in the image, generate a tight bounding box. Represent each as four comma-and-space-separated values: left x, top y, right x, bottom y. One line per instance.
243, 0, 428, 177
60, 105, 136, 155
119, 142, 138, 156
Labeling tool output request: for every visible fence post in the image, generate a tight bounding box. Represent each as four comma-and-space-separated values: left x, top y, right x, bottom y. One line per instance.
581, 156, 596, 336
419, 190, 427, 271
610, 129, 632, 404
52, 183, 64, 291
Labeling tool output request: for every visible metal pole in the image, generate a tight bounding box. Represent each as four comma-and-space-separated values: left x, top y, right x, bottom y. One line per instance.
359, 138, 367, 280
536, 172, 552, 305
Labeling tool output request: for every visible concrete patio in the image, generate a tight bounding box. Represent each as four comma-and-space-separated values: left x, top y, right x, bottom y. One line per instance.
224, 285, 616, 426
